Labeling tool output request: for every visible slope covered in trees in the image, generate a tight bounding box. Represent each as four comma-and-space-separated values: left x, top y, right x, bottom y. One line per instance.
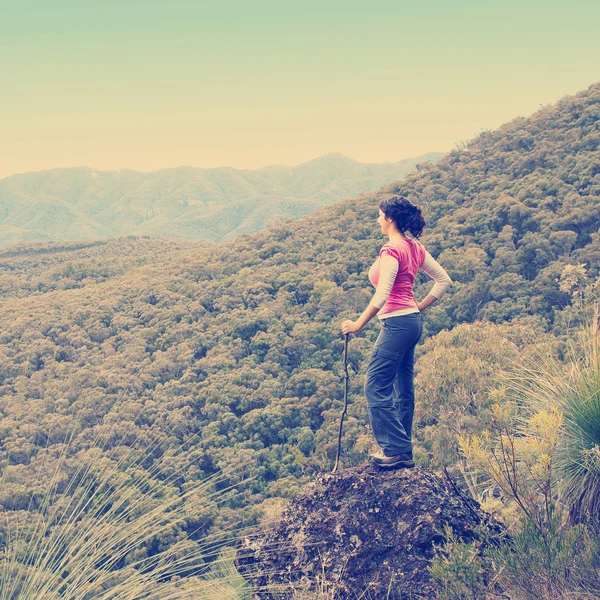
0, 83, 598, 563
397, 84, 600, 329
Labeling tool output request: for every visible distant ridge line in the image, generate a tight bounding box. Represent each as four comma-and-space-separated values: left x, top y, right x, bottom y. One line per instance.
0, 152, 445, 247
0, 152, 446, 181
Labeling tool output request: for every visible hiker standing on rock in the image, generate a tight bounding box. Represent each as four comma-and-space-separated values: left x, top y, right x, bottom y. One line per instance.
341, 195, 452, 469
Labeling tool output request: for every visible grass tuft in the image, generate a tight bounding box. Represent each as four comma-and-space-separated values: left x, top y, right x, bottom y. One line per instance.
0, 422, 251, 600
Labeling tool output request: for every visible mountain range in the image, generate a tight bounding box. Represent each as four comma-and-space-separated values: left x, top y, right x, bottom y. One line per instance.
0, 152, 444, 247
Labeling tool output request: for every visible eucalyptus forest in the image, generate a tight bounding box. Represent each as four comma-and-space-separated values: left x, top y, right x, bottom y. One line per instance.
0, 83, 599, 598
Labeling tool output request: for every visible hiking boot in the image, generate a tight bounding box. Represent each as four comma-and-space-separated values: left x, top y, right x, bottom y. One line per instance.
369, 451, 414, 469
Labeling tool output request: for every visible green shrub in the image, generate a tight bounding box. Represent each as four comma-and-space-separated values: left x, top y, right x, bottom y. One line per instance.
429, 525, 495, 600
487, 516, 600, 600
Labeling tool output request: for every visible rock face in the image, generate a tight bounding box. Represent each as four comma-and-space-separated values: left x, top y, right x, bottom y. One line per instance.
236, 464, 499, 599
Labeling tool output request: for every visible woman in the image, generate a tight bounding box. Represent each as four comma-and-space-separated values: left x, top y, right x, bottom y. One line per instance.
341, 195, 452, 469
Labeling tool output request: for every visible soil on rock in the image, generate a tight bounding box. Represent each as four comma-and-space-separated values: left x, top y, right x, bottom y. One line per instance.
236, 464, 501, 599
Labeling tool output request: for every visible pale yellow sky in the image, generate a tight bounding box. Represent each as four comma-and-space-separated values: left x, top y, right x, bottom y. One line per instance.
1, 0, 599, 177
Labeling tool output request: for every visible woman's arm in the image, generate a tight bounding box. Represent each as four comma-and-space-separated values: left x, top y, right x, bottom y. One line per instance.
417, 252, 452, 312
342, 254, 398, 333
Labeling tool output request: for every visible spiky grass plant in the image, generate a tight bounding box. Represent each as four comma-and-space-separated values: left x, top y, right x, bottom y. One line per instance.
0, 423, 253, 600
558, 306, 600, 522
455, 306, 600, 599
499, 303, 600, 522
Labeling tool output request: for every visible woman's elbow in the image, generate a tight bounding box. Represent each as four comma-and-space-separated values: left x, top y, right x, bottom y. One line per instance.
439, 276, 453, 295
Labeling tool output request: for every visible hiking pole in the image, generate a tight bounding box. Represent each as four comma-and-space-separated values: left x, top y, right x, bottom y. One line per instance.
332, 333, 350, 473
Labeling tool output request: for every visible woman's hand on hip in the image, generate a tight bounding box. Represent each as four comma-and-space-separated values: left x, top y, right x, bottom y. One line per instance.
341, 320, 361, 335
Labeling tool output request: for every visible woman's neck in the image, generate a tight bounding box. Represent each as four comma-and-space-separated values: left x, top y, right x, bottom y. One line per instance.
388, 231, 405, 241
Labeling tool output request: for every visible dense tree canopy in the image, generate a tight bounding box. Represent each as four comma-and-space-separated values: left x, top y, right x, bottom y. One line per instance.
0, 83, 598, 557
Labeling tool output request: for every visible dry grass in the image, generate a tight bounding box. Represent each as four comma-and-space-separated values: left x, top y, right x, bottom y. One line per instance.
0, 422, 252, 599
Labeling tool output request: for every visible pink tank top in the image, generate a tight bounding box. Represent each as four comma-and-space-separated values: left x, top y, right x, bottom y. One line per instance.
368, 238, 427, 314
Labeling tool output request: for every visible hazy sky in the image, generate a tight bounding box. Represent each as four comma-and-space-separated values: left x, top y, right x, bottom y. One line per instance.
1, 0, 599, 177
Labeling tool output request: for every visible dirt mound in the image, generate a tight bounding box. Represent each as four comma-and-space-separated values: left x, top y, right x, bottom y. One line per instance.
236, 464, 501, 599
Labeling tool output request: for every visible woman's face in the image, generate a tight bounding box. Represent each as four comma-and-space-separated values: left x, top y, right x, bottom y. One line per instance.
377, 209, 392, 235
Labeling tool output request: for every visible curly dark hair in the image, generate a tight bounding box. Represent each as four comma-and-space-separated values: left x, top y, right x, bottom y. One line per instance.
378, 195, 426, 239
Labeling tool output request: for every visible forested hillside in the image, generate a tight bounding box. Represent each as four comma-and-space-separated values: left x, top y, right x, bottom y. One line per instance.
0, 237, 198, 299
0, 83, 598, 563
0, 152, 443, 246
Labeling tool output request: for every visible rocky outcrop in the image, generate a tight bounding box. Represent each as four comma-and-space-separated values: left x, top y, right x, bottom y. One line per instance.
236, 464, 501, 599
